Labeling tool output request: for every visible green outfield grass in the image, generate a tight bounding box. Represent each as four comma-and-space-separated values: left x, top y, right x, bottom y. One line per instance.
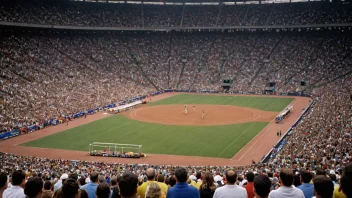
22, 94, 294, 158
149, 94, 294, 112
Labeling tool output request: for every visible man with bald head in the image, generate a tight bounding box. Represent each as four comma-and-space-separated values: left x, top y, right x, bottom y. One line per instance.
137, 168, 167, 197
81, 172, 100, 198
213, 170, 248, 198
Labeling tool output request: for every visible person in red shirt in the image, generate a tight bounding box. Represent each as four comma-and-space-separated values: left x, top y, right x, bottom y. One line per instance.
243, 171, 255, 198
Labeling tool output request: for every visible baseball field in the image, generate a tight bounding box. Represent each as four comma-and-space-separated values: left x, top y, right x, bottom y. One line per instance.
22, 94, 294, 159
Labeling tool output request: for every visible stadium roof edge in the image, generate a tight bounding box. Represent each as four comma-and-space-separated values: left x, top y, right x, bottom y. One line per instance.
74, 0, 352, 3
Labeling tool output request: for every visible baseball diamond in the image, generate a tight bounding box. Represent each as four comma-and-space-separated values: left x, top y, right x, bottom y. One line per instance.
9, 93, 311, 164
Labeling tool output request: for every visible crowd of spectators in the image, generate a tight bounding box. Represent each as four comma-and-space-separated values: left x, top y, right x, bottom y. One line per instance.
0, 1, 352, 27
0, 1, 351, 197
1, 30, 351, 133
269, 77, 352, 170
0, 151, 352, 198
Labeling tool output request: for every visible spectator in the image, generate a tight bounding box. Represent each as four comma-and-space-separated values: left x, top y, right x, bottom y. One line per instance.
96, 182, 111, 198
53, 188, 63, 198
81, 172, 99, 198
268, 168, 304, 198
239, 174, 248, 187
313, 176, 334, 198
333, 188, 347, 198
62, 178, 80, 198
340, 163, 352, 198
293, 175, 301, 187
195, 172, 202, 190
0, 172, 8, 198
156, 174, 168, 196
80, 189, 89, 198
42, 180, 54, 198
69, 173, 78, 182
98, 176, 105, 184
243, 172, 255, 198
78, 178, 86, 187
119, 172, 138, 198
329, 174, 338, 187
199, 172, 216, 198
54, 173, 68, 191
213, 170, 247, 198
164, 178, 169, 188
110, 176, 120, 198
3, 170, 26, 198
316, 169, 327, 176
168, 176, 176, 188
297, 170, 314, 198
271, 177, 280, 191
253, 175, 271, 198
167, 167, 199, 198
110, 176, 120, 190
137, 168, 156, 198
145, 182, 165, 198
111, 186, 121, 198
24, 176, 44, 198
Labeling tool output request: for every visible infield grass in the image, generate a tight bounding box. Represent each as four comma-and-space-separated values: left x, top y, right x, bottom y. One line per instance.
22, 94, 294, 158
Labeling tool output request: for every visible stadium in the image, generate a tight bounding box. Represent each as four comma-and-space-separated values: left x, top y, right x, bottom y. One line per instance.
0, 0, 351, 197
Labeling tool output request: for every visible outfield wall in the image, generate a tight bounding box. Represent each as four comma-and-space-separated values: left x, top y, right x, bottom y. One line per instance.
163, 89, 311, 97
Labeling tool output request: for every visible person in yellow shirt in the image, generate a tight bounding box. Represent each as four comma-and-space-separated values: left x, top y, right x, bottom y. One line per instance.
156, 174, 168, 196
137, 168, 167, 198
195, 172, 203, 190
333, 187, 347, 198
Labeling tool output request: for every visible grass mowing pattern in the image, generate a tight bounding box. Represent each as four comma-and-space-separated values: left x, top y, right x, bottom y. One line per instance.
149, 94, 294, 112
22, 94, 294, 158
22, 116, 268, 158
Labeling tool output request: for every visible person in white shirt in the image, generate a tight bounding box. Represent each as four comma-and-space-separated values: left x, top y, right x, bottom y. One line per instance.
239, 175, 247, 187
213, 170, 248, 198
2, 170, 26, 198
54, 173, 68, 192
268, 168, 304, 198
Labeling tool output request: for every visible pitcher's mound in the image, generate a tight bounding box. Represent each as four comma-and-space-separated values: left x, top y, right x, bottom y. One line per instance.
125, 104, 276, 126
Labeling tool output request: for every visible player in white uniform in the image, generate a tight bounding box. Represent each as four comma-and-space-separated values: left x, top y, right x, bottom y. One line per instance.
184, 106, 188, 115
201, 110, 205, 119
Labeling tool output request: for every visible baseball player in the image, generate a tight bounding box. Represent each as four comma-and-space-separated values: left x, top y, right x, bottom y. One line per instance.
193, 105, 196, 112
201, 110, 205, 119
184, 106, 188, 115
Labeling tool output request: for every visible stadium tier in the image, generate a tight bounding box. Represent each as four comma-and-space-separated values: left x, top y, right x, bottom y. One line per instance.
0, 0, 352, 198
0, 0, 352, 27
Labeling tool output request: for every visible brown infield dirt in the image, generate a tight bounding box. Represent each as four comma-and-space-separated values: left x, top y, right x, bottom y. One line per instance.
0, 93, 311, 166
126, 104, 276, 126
